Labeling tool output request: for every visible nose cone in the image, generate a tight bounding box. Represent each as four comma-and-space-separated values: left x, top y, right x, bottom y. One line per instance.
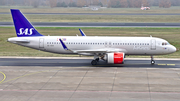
169, 45, 177, 53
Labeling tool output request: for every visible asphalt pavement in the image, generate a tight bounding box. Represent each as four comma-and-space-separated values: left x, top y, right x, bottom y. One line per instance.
0, 57, 180, 101
0, 57, 179, 67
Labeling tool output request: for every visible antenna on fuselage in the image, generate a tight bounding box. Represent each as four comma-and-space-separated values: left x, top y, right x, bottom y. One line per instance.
150, 35, 152, 37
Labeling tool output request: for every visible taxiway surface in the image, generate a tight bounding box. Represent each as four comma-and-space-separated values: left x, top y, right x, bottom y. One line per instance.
0, 57, 180, 101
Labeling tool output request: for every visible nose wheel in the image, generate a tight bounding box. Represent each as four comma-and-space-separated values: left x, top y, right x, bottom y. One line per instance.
151, 60, 155, 64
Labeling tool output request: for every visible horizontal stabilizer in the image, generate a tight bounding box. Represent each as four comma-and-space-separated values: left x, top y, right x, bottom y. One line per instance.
7, 38, 30, 43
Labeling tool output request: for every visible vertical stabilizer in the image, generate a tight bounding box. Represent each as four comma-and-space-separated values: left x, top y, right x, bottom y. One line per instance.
11, 9, 43, 37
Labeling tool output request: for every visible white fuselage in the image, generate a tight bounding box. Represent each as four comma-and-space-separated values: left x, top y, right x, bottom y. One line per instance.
8, 36, 176, 56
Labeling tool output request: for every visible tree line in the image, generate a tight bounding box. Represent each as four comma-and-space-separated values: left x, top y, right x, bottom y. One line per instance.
0, 0, 179, 8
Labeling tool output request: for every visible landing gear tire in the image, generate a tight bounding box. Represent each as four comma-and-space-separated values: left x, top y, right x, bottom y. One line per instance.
95, 58, 99, 62
151, 60, 155, 65
91, 60, 97, 66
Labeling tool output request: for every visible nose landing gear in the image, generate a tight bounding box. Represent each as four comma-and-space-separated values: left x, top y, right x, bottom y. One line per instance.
151, 55, 155, 65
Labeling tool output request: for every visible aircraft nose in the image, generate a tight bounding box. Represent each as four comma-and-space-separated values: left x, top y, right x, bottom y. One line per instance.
170, 46, 177, 53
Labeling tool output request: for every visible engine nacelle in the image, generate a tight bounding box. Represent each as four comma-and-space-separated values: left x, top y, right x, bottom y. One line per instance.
106, 52, 124, 64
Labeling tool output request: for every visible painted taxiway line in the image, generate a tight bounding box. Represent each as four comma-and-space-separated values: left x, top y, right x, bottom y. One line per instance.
0, 68, 63, 84
0, 71, 6, 84
158, 64, 176, 66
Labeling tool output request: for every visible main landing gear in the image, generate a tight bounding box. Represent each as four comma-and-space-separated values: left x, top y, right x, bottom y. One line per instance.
91, 55, 100, 66
91, 59, 98, 65
151, 55, 155, 65
91, 58, 99, 66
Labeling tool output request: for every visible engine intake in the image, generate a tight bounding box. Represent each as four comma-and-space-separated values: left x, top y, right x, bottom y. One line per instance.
106, 52, 124, 64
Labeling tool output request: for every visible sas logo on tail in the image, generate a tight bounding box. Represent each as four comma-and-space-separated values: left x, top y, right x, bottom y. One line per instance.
17, 28, 34, 35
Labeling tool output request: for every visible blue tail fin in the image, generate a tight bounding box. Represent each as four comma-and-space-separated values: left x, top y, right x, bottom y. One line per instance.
11, 9, 43, 37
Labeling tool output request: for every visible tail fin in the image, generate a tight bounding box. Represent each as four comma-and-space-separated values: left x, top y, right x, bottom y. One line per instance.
11, 9, 43, 37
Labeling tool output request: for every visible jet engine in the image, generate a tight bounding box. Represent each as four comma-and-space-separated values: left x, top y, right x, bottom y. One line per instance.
105, 52, 124, 64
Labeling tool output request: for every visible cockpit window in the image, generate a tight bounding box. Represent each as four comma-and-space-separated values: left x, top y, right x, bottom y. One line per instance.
162, 42, 170, 46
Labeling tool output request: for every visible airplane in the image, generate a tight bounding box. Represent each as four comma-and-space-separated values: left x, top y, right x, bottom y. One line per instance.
8, 9, 177, 66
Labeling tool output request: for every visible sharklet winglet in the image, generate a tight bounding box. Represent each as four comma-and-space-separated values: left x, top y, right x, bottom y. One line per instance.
79, 29, 86, 36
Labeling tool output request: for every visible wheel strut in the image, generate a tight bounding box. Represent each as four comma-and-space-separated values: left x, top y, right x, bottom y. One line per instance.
151, 55, 155, 65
